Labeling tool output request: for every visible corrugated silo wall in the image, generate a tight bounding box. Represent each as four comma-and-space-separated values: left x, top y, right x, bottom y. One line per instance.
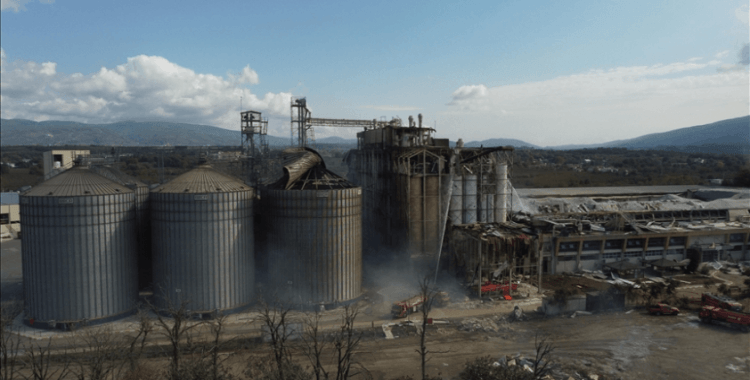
134, 185, 152, 290
263, 188, 362, 305
151, 190, 254, 313
20, 194, 138, 324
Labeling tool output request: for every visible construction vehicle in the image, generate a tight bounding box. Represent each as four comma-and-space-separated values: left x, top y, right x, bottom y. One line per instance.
473, 281, 518, 298
701, 293, 742, 312
391, 292, 450, 318
699, 305, 750, 332
648, 303, 679, 316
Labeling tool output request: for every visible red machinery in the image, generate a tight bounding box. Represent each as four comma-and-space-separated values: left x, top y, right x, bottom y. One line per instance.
648, 303, 679, 316
701, 293, 742, 312
699, 305, 750, 332
391, 292, 449, 318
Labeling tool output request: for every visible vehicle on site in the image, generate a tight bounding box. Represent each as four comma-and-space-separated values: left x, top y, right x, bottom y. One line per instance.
701, 293, 742, 312
648, 303, 679, 315
699, 305, 750, 332
391, 292, 450, 318
473, 281, 519, 297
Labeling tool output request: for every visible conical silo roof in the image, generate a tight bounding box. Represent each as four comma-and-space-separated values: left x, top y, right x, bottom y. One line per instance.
152, 164, 249, 193
24, 167, 133, 197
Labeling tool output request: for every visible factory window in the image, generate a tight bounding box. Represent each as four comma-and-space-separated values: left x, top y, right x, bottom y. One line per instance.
647, 237, 665, 248
664, 249, 685, 256
645, 250, 662, 257
669, 237, 686, 246
603, 252, 620, 259
729, 245, 744, 251
559, 242, 580, 252
626, 239, 645, 249
582, 240, 602, 251
0, 213, 8, 225
558, 255, 576, 262
580, 254, 599, 261
729, 233, 745, 243
605, 239, 624, 250
624, 251, 641, 258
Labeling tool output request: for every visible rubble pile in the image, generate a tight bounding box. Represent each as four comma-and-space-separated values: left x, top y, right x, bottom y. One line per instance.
458, 316, 512, 333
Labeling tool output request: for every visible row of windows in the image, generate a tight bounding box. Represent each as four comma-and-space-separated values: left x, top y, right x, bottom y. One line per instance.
560, 236, 696, 253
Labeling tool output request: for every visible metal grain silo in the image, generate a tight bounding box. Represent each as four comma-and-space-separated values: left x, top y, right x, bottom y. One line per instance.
261, 148, 362, 306
90, 165, 152, 290
463, 174, 478, 223
20, 167, 138, 329
151, 165, 254, 315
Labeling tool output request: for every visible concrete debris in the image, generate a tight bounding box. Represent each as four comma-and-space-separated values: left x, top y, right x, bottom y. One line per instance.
459, 315, 517, 333
588, 375, 599, 380
725, 364, 745, 374
382, 323, 396, 339
571, 310, 592, 318
510, 305, 524, 321
507, 359, 516, 367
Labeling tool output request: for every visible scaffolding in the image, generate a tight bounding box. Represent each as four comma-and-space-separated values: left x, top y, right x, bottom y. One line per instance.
241, 110, 269, 185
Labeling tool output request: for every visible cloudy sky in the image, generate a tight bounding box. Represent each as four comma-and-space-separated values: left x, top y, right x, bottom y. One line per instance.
1, 0, 748, 146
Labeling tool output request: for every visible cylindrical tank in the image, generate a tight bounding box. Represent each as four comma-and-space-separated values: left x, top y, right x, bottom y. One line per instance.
90, 165, 152, 290
449, 176, 463, 225
20, 167, 138, 328
463, 174, 478, 224
424, 176, 440, 256
408, 176, 423, 255
479, 173, 494, 223
264, 187, 362, 305
151, 165, 254, 314
495, 163, 508, 223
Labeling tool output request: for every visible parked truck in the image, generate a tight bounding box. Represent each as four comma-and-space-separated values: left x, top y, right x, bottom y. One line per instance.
391, 292, 450, 318
701, 293, 742, 312
699, 305, 750, 332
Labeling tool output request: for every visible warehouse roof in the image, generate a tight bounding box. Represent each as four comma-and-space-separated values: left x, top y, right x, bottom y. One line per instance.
0, 192, 19, 205
516, 185, 711, 199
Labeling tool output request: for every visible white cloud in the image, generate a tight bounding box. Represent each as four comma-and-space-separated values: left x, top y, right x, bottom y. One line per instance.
736, 4, 749, 26
715, 50, 730, 59
445, 57, 749, 146
0, 53, 291, 129
360, 105, 420, 112
1, 0, 53, 12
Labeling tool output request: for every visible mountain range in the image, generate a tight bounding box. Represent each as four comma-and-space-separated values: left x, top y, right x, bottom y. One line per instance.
1, 116, 748, 153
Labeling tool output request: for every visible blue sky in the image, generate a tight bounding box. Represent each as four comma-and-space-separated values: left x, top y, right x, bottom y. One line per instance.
1, 0, 748, 146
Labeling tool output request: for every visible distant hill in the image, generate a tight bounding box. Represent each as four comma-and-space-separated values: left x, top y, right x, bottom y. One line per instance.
462, 138, 540, 149
2, 116, 747, 154
601, 116, 749, 153
547, 116, 750, 153
0, 119, 293, 147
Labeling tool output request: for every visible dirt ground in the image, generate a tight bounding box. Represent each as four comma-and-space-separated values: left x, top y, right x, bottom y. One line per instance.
149, 308, 747, 380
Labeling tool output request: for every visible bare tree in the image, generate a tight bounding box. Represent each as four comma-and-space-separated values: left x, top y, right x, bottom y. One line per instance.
415, 276, 446, 380
1, 301, 24, 380
254, 299, 308, 380
120, 307, 153, 376
182, 311, 235, 380
22, 338, 71, 380
68, 326, 124, 380
530, 334, 554, 380
147, 294, 205, 380
301, 310, 329, 380
332, 305, 362, 380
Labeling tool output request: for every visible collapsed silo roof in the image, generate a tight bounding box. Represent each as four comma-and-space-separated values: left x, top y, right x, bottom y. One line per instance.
271, 147, 355, 190
23, 167, 133, 197
152, 164, 250, 193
